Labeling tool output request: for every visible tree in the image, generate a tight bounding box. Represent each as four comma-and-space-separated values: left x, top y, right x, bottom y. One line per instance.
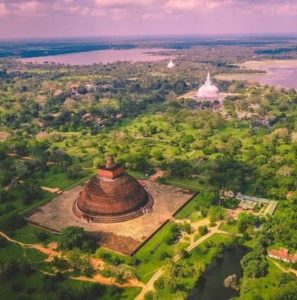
237, 213, 262, 233
59, 227, 96, 252
20, 182, 43, 205
241, 250, 268, 278
167, 159, 193, 178
154, 277, 165, 290
144, 291, 158, 300
0, 260, 19, 282
0, 189, 9, 204
278, 273, 295, 286
166, 224, 181, 245
0, 212, 25, 231
272, 282, 297, 300
208, 206, 225, 223
180, 249, 190, 259
67, 249, 94, 276
66, 164, 83, 180
198, 226, 208, 236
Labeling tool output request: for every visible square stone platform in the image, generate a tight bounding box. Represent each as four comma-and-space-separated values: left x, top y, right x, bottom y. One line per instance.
28, 181, 195, 255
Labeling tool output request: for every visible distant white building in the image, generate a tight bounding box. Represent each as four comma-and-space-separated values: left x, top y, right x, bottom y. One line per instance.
197, 73, 221, 103
167, 58, 175, 69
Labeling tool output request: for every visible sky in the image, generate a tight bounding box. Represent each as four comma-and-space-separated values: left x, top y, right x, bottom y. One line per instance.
1, 0, 297, 39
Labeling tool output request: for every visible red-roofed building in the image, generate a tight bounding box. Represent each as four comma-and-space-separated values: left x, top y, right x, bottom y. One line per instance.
268, 248, 297, 263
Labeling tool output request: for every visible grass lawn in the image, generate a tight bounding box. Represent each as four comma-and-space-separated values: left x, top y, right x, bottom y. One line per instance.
219, 221, 239, 234
186, 233, 235, 265
94, 247, 131, 265
175, 194, 200, 219
0, 189, 54, 218
165, 178, 201, 191
188, 211, 205, 222
16, 191, 54, 215
11, 224, 59, 245
32, 167, 90, 189
127, 170, 148, 180
0, 242, 47, 268
134, 221, 174, 283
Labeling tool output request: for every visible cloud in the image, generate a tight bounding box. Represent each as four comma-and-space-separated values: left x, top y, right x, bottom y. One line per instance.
0, 3, 8, 17
1, 0, 297, 20
15, 0, 40, 15
165, 0, 198, 12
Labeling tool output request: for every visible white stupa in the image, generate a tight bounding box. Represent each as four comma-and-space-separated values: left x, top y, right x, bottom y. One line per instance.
167, 58, 175, 69
197, 72, 220, 102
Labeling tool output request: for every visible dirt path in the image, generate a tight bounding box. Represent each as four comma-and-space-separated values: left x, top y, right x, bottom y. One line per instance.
268, 257, 297, 277
0, 230, 142, 288
41, 186, 62, 194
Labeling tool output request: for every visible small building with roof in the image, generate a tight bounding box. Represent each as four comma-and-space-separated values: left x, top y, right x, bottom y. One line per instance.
268, 248, 297, 263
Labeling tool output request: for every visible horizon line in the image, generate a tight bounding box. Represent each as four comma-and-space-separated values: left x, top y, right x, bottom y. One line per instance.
1, 32, 297, 42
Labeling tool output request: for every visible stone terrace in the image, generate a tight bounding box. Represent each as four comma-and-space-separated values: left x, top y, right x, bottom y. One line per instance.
28, 181, 195, 255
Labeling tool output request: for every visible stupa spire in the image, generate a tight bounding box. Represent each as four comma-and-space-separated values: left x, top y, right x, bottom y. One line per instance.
206, 72, 211, 85
105, 155, 115, 169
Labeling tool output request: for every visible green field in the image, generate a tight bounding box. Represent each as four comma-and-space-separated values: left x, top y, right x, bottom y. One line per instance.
134, 221, 174, 282
175, 194, 200, 219
219, 220, 240, 235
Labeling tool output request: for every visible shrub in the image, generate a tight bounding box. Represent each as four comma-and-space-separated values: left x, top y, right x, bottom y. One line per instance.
154, 277, 165, 290
36, 231, 48, 242
198, 226, 208, 236
0, 212, 25, 231
59, 227, 96, 252
241, 250, 268, 278
165, 224, 181, 245
144, 291, 157, 300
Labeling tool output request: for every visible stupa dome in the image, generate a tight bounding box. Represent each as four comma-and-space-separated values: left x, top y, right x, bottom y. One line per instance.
167, 58, 175, 69
197, 73, 220, 101
73, 155, 153, 223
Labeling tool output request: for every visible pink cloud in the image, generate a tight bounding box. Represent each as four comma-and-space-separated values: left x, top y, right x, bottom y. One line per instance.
1, 0, 297, 38
0, 3, 8, 17
15, 0, 40, 15
165, 0, 198, 12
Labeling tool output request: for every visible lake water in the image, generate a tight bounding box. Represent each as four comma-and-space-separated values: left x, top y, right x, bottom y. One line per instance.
254, 67, 297, 89
238, 60, 297, 89
187, 246, 247, 300
19, 48, 170, 65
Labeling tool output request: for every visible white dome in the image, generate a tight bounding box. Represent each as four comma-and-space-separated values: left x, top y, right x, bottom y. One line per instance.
197, 73, 220, 101
167, 59, 174, 69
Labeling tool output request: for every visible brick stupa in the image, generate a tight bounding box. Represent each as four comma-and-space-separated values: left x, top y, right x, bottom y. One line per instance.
73, 155, 153, 223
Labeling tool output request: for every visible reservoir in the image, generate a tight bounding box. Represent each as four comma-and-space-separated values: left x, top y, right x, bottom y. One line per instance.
187, 246, 247, 300
19, 48, 170, 65
216, 60, 297, 90
240, 60, 297, 89
253, 67, 297, 89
